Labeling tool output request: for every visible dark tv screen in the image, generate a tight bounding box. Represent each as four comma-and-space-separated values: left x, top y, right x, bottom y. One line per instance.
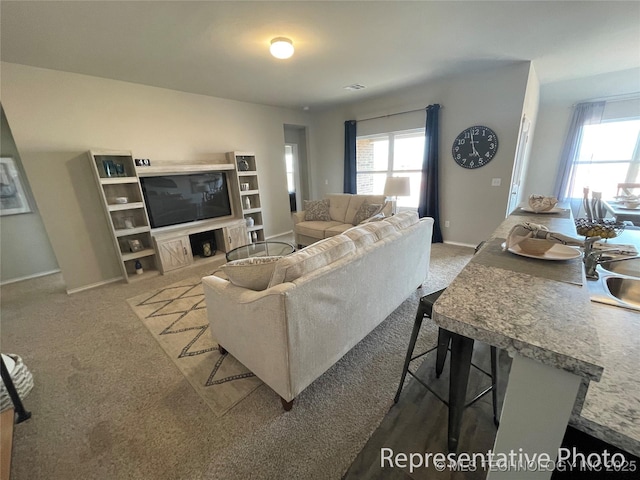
140, 172, 232, 229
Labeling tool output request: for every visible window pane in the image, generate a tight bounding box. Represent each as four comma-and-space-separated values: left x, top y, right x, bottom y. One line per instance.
393, 134, 424, 171
570, 163, 634, 199
357, 172, 387, 195
578, 120, 640, 162
357, 137, 388, 171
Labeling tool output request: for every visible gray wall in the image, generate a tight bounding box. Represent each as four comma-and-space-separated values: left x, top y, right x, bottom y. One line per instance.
309, 62, 536, 246
0, 105, 59, 284
1, 62, 310, 292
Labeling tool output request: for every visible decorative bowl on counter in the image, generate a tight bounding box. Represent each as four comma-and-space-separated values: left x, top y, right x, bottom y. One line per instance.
622, 200, 640, 209
518, 238, 555, 255
575, 218, 625, 239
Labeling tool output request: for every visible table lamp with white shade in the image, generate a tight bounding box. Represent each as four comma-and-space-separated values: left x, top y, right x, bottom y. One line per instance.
384, 176, 411, 215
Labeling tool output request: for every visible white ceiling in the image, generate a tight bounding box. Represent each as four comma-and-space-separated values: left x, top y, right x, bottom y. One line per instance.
2, 1, 639, 109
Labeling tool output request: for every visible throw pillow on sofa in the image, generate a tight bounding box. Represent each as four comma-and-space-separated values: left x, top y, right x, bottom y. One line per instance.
304, 199, 331, 221
352, 203, 383, 225
221, 256, 282, 291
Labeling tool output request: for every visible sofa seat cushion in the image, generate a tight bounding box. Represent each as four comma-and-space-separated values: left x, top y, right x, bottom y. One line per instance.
269, 235, 355, 287
295, 220, 343, 239
221, 256, 282, 291
385, 211, 420, 230
304, 199, 331, 221
324, 223, 355, 237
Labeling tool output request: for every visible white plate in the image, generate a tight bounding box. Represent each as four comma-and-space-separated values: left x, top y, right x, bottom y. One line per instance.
519, 206, 564, 214
503, 242, 582, 261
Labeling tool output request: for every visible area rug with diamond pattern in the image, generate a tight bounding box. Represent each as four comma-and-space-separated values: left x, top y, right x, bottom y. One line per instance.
127, 277, 263, 417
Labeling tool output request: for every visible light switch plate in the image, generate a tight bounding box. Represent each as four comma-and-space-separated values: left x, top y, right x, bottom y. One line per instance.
491, 178, 501, 187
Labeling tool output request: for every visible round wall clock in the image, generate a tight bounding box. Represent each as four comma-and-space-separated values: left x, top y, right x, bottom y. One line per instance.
451, 126, 498, 169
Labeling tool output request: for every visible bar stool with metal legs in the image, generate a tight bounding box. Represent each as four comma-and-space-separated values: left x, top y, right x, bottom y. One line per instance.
393, 288, 499, 452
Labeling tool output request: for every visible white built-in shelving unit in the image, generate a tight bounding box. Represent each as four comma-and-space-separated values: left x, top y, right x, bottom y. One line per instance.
227, 151, 265, 243
88, 150, 160, 282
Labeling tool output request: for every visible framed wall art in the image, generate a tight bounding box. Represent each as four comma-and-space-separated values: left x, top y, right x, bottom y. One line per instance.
0, 157, 31, 216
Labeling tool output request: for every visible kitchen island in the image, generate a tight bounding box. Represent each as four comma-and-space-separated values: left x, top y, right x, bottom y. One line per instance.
433, 207, 638, 478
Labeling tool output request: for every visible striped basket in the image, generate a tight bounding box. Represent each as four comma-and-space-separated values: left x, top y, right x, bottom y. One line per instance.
1, 354, 34, 412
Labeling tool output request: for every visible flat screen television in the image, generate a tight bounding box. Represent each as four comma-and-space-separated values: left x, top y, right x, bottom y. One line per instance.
140, 172, 232, 229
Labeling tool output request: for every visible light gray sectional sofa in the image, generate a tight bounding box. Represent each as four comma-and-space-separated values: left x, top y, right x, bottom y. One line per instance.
292, 193, 392, 247
202, 211, 434, 410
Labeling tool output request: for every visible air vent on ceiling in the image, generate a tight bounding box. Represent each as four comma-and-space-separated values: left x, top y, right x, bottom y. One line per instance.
344, 84, 366, 91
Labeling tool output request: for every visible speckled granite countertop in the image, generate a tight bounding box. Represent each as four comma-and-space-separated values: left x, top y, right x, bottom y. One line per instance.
433, 207, 640, 455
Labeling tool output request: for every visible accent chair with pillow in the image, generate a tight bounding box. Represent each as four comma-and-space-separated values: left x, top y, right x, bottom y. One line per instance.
292, 194, 392, 248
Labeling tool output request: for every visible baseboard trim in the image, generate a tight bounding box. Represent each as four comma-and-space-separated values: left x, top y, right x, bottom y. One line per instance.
0, 269, 61, 286
443, 240, 477, 249
265, 229, 293, 240
66, 276, 122, 295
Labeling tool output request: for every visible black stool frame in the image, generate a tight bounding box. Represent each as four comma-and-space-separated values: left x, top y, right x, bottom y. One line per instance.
394, 289, 499, 452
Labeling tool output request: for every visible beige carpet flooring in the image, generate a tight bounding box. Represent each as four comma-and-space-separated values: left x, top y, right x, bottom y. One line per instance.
1, 242, 473, 480
127, 278, 262, 417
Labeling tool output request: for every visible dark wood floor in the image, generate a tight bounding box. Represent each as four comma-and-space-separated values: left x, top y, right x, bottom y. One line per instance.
343, 340, 639, 480
344, 340, 511, 480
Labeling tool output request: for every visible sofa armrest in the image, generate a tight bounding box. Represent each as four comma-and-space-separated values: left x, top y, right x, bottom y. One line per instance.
292, 210, 306, 226
202, 275, 296, 400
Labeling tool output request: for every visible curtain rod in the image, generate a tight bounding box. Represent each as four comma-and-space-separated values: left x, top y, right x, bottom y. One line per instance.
357, 106, 441, 123
572, 92, 640, 107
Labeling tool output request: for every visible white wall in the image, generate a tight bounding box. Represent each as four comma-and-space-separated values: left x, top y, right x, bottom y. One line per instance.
523, 68, 640, 199
0, 105, 59, 283
0, 62, 311, 291
310, 62, 533, 246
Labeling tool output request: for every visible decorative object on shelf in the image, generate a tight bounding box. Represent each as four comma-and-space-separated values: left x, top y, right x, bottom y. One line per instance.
202, 241, 213, 257
128, 239, 145, 252
237, 158, 250, 171
123, 216, 135, 229
451, 125, 498, 169
102, 159, 117, 177
134, 158, 151, 166
246, 216, 255, 227
0, 157, 32, 216
240, 182, 250, 191
383, 177, 411, 215
251, 231, 258, 243
115, 163, 125, 176
114, 196, 128, 204
135, 259, 143, 275
243, 196, 251, 209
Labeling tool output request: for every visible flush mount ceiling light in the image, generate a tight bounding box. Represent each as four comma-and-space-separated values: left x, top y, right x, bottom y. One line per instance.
270, 37, 294, 59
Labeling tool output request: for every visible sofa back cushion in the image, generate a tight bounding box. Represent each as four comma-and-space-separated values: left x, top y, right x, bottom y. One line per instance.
344, 195, 387, 225
384, 210, 420, 230
360, 221, 398, 241
269, 235, 355, 287
326, 194, 352, 223
343, 225, 379, 248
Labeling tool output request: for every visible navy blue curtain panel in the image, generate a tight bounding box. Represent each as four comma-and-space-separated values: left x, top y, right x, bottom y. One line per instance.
418, 104, 443, 243
343, 120, 357, 194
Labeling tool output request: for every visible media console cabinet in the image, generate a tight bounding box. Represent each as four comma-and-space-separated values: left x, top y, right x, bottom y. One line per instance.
88, 150, 260, 281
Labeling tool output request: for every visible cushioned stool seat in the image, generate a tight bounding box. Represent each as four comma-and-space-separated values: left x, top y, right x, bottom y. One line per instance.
394, 288, 499, 452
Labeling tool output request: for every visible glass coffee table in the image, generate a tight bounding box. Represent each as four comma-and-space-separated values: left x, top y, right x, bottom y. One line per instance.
226, 241, 295, 262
